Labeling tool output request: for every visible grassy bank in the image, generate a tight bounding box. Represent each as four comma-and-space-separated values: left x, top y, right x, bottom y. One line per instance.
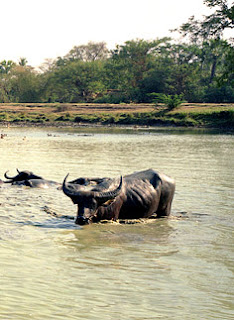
0, 103, 233, 130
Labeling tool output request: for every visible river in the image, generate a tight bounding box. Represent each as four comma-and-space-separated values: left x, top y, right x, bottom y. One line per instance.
0, 126, 233, 320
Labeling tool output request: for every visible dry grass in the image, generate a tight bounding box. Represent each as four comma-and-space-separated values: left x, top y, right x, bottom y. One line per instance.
0, 102, 233, 115
0, 103, 154, 115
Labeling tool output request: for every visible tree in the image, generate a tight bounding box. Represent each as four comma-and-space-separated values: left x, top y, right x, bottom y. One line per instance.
173, 0, 234, 101
64, 41, 109, 62
18, 57, 28, 67
218, 43, 234, 85
194, 38, 231, 84
39, 58, 57, 73
9, 65, 41, 102
175, 0, 233, 42
141, 42, 203, 102
202, 0, 234, 35
106, 38, 170, 102
0, 60, 15, 74
42, 60, 106, 102
0, 81, 12, 102
0, 60, 15, 102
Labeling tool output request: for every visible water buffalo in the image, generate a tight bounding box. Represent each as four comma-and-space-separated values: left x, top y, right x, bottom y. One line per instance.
62, 169, 175, 225
4, 169, 60, 188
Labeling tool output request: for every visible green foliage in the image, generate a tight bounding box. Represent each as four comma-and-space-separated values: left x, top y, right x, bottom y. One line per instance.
0, 86, 10, 102
64, 41, 109, 62
42, 60, 106, 103
0, 33, 233, 104
173, 0, 233, 89
175, 0, 233, 41
0, 60, 15, 74
0, 112, 9, 121
55, 115, 72, 121
150, 93, 185, 110
218, 44, 234, 86
106, 38, 171, 102
94, 91, 130, 104
18, 57, 28, 67
72, 107, 234, 128
9, 66, 41, 102
204, 84, 234, 102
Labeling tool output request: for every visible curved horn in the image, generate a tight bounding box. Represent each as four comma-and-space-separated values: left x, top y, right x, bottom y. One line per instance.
62, 173, 83, 198
4, 170, 18, 180
62, 174, 72, 196
17, 168, 20, 173
94, 176, 123, 202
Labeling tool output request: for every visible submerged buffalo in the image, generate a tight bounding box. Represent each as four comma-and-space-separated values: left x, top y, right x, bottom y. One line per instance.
4, 169, 60, 188
63, 169, 175, 225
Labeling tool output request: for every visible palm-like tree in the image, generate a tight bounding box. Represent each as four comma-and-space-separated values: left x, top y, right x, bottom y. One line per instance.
18, 57, 28, 67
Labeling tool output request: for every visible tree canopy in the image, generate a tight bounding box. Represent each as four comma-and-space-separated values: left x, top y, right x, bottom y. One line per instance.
176, 0, 234, 41
0, 1, 233, 104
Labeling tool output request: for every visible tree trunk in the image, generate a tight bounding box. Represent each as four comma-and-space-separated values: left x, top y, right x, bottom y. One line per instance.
209, 56, 217, 83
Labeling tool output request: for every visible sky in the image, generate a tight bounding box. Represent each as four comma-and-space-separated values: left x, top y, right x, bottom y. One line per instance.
0, 0, 230, 67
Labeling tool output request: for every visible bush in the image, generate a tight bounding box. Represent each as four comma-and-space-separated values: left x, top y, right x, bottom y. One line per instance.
94, 92, 130, 104
203, 85, 234, 103
149, 93, 185, 110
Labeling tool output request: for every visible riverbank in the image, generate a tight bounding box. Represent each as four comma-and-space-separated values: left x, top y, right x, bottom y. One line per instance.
0, 103, 233, 131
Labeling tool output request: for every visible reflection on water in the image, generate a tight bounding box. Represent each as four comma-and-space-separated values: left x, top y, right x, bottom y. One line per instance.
0, 126, 233, 319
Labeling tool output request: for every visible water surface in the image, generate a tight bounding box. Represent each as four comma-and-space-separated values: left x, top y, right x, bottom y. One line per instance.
0, 126, 233, 319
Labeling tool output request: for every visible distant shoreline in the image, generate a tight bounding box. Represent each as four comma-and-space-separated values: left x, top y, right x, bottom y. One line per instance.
0, 103, 233, 131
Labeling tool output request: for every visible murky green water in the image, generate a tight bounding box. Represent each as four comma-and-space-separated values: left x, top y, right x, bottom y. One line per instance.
0, 126, 233, 320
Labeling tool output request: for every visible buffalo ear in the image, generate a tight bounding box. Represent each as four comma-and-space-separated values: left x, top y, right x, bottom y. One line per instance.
97, 196, 123, 221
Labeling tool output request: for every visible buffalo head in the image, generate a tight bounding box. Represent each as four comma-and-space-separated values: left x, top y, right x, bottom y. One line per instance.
63, 174, 123, 225
4, 169, 43, 183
